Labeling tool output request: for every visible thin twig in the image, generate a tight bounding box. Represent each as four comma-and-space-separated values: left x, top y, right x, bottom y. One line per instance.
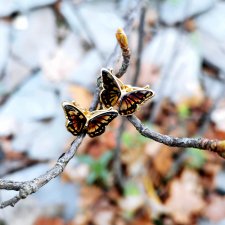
198, 82, 225, 136
72, 4, 105, 60
113, 118, 126, 191
149, 0, 191, 122
0, 134, 85, 208
113, 5, 147, 189
115, 28, 131, 78
132, 5, 146, 85
106, 0, 142, 71
127, 115, 225, 158
0, 13, 135, 208
0, 181, 25, 191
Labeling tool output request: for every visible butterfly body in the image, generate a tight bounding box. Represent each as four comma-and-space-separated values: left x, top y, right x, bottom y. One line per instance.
100, 68, 154, 116
62, 102, 118, 137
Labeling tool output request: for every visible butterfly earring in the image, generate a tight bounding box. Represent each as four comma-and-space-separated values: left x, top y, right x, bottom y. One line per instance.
62, 101, 118, 137
100, 68, 155, 116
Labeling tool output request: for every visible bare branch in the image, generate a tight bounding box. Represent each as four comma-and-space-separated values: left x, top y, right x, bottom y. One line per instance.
0, 181, 24, 191
113, 118, 126, 191
115, 28, 131, 78
0, 9, 138, 208
127, 115, 225, 158
132, 5, 146, 85
0, 134, 85, 209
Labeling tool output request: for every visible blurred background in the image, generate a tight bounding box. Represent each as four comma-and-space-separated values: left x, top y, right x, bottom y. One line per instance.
0, 0, 225, 224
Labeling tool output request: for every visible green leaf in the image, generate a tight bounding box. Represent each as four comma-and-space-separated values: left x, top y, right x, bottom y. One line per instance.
122, 131, 148, 149
123, 210, 134, 220
87, 172, 97, 184
78, 152, 112, 185
90, 161, 104, 175
124, 182, 140, 197
99, 170, 110, 183
178, 104, 190, 119
185, 148, 206, 169
78, 155, 94, 165
99, 151, 113, 166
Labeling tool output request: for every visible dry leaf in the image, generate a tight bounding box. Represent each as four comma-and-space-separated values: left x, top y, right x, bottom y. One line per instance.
68, 85, 93, 109
92, 199, 117, 225
165, 169, 205, 224
152, 146, 173, 176
203, 194, 225, 222
78, 185, 103, 209
34, 217, 65, 225
62, 163, 90, 183
119, 195, 144, 213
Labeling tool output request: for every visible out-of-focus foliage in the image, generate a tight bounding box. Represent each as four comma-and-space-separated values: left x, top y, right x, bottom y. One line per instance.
1, 0, 225, 224
78, 151, 113, 185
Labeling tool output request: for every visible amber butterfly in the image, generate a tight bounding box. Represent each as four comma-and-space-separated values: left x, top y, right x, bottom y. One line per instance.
100, 68, 155, 116
62, 101, 118, 137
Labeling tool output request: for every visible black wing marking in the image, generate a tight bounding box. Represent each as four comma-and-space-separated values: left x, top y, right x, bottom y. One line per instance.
119, 89, 154, 116
62, 102, 87, 135
87, 110, 118, 137
100, 69, 121, 108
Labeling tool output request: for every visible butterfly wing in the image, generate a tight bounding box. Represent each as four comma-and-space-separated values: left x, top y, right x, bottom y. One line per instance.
62, 102, 87, 135
119, 89, 154, 116
100, 69, 121, 108
87, 109, 118, 137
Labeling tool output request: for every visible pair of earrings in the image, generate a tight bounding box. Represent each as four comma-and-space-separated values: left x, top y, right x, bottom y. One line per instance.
62, 68, 154, 137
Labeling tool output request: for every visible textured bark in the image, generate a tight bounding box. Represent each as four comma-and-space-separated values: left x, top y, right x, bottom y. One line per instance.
127, 115, 225, 158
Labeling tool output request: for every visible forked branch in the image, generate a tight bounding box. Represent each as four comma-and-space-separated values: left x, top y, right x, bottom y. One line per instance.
0, 135, 85, 208
0, 27, 133, 210
1, 11, 225, 210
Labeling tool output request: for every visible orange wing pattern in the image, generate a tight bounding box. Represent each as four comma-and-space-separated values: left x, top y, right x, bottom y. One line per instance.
62, 102, 118, 137
62, 102, 87, 135
119, 89, 154, 116
100, 69, 121, 108
87, 110, 118, 137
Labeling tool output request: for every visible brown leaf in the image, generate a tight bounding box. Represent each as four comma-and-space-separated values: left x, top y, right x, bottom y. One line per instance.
62, 163, 89, 183
165, 169, 205, 224
203, 194, 225, 222
152, 146, 173, 177
68, 85, 93, 109
92, 200, 117, 225
78, 185, 103, 209
34, 217, 65, 225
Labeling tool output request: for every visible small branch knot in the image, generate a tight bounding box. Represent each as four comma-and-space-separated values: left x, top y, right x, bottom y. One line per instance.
56, 161, 65, 172
19, 183, 37, 199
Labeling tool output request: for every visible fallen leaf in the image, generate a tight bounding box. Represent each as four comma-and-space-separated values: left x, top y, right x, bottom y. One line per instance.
165, 169, 205, 224
34, 217, 65, 225
92, 199, 117, 225
68, 85, 93, 109
152, 146, 173, 176
78, 185, 103, 209
119, 195, 144, 213
62, 163, 90, 183
203, 194, 225, 222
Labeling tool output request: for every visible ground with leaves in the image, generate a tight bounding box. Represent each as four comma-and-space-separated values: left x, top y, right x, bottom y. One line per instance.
1, 0, 225, 225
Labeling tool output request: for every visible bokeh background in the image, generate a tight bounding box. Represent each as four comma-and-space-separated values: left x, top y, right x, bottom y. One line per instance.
0, 0, 225, 224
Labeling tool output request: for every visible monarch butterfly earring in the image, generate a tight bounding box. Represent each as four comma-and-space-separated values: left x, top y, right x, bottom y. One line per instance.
62, 101, 118, 137
100, 68, 155, 116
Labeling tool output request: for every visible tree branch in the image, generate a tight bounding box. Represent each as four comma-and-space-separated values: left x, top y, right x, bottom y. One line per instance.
132, 5, 146, 85
0, 134, 85, 208
115, 28, 131, 78
113, 118, 126, 191
127, 115, 225, 158
0, 4, 138, 208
